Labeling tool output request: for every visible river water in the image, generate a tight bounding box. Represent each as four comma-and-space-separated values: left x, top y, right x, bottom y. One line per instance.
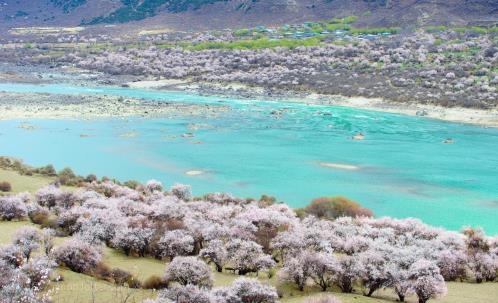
0, 83, 497, 234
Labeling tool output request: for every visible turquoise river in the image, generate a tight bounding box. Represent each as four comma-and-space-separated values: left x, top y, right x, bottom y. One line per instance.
0, 83, 497, 234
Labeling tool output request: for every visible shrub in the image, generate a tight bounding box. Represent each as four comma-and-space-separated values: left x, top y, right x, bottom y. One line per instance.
213, 278, 278, 303
0, 244, 24, 267
110, 268, 141, 288
111, 226, 154, 257
40, 216, 58, 230
234, 28, 251, 36
27, 206, 49, 225
160, 285, 212, 303
199, 239, 228, 273
258, 195, 276, 207
164, 256, 213, 288
41, 229, 55, 255
124, 180, 141, 189
0, 254, 55, 303
157, 229, 194, 260
0, 181, 12, 192
145, 179, 163, 193
409, 260, 447, 303
92, 262, 113, 282
307, 252, 339, 291
21, 256, 56, 289
85, 174, 97, 183
305, 296, 342, 303
333, 256, 363, 293
0, 195, 27, 221
226, 239, 275, 275
35, 185, 62, 209
170, 183, 192, 201
304, 196, 373, 220
12, 227, 42, 260
143, 275, 169, 289
52, 239, 102, 273
57, 167, 77, 185
280, 251, 315, 291
38, 164, 57, 176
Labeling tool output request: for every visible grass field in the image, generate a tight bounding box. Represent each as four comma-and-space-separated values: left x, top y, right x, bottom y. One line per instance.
0, 168, 54, 193
1, 168, 497, 303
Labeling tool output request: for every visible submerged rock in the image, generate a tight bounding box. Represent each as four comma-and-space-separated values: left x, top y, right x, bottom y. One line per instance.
416, 110, 428, 116
119, 131, 139, 138
352, 132, 365, 140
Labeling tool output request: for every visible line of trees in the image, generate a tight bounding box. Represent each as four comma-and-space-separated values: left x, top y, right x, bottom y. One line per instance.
1, 178, 497, 303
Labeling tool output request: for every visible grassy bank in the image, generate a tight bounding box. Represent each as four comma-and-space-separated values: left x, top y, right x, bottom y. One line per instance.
1, 167, 497, 303
187, 37, 323, 51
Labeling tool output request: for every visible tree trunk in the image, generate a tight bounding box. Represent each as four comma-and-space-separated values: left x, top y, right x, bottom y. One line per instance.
215, 264, 223, 273
320, 280, 327, 291
193, 241, 201, 255
366, 286, 378, 297
340, 278, 353, 293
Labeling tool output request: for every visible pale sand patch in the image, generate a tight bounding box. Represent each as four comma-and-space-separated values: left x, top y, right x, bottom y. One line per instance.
126, 79, 189, 89
119, 131, 139, 138
0, 92, 230, 120
352, 133, 365, 140
318, 162, 360, 171
9, 26, 85, 35
185, 170, 205, 176
187, 123, 214, 131
138, 28, 173, 36
18, 123, 37, 130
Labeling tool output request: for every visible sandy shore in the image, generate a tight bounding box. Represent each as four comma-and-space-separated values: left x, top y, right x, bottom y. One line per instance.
315, 95, 498, 128
185, 82, 498, 128
0, 92, 229, 120
123, 78, 498, 128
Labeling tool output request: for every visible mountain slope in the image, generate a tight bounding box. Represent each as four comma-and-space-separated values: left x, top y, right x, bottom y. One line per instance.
0, 0, 119, 26
0, 0, 496, 30
85, 0, 231, 24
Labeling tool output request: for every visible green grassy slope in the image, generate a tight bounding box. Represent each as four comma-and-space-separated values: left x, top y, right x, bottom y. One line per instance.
0, 168, 54, 193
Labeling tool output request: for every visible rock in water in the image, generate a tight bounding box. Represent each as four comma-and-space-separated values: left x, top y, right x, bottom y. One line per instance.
352, 133, 365, 140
